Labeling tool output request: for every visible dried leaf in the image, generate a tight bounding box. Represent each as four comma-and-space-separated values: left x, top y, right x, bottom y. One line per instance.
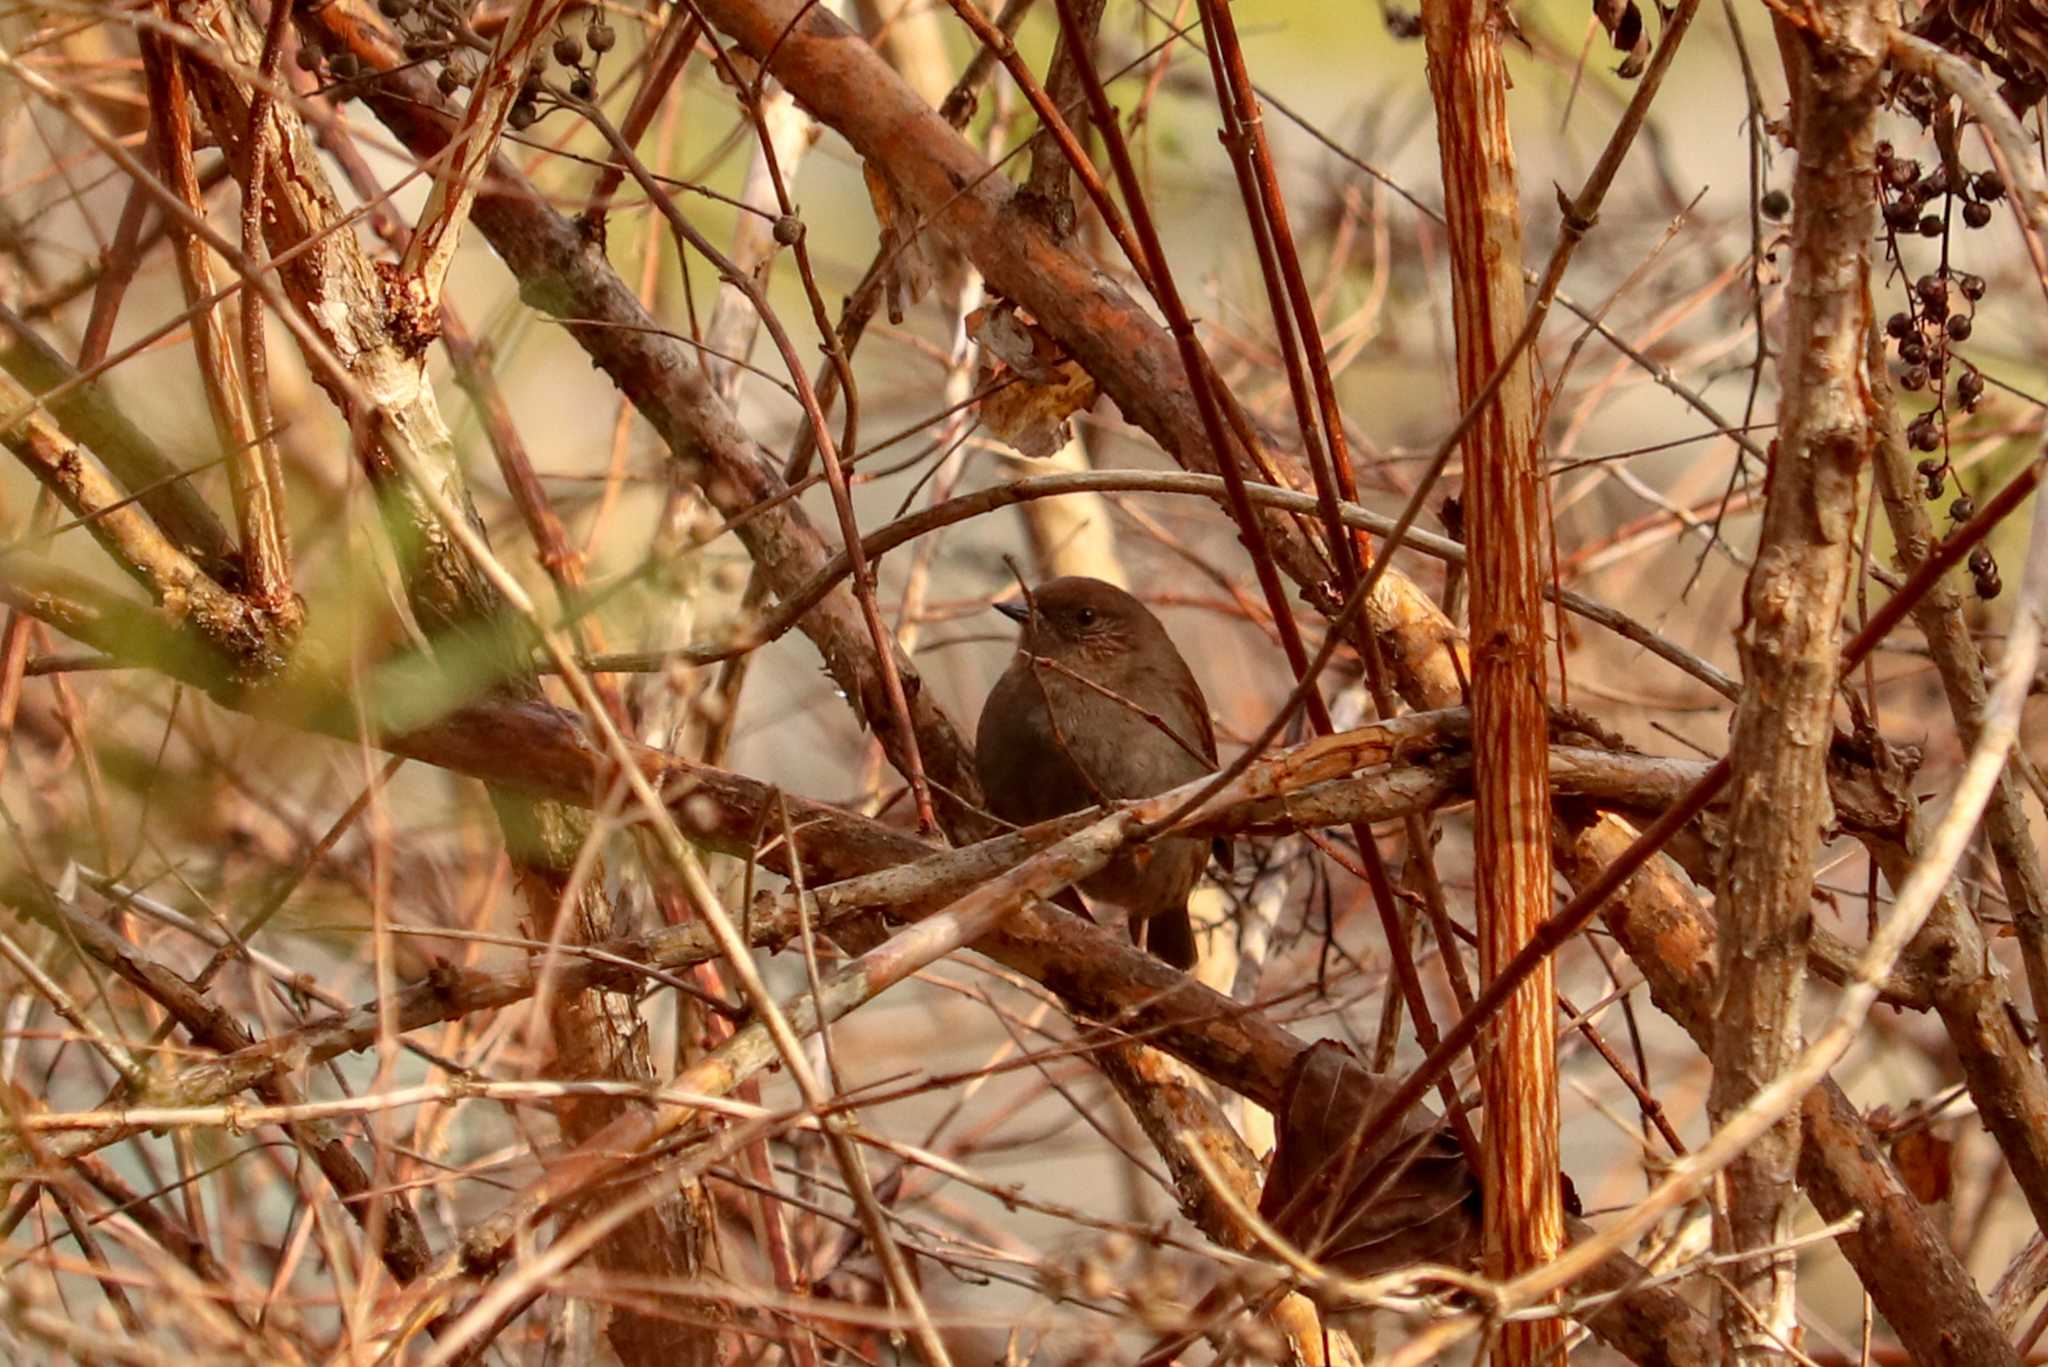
967, 303, 1067, 383
1893, 1128, 1955, 1205
1924, 0, 2048, 86
969, 304, 1100, 459
714, 49, 763, 89
978, 360, 1098, 460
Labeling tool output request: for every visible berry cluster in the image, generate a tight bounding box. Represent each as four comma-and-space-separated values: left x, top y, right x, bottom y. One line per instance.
295, 5, 616, 124
1878, 154, 2005, 237
1874, 139, 2003, 600
1967, 543, 2003, 598
1883, 272, 1983, 399
512, 22, 618, 127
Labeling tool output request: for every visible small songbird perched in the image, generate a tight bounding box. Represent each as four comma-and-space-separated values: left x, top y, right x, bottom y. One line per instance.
975, 577, 1220, 969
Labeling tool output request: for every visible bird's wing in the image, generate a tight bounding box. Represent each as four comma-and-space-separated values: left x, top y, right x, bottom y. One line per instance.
1181, 666, 1218, 766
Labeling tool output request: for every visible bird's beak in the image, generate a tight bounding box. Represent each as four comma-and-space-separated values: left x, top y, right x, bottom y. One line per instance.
993, 598, 1031, 625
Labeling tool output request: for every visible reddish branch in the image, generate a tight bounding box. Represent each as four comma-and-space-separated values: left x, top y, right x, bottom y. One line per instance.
0, 371, 278, 670
682, 0, 1468, 709
8, 509, 2037, 1355
0, 316, 239, 583
8, 878, 433, 1286
1418, 0, 1559, 1355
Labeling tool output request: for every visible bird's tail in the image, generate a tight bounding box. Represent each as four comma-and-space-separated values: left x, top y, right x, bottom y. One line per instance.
1140, 903, 1199, 971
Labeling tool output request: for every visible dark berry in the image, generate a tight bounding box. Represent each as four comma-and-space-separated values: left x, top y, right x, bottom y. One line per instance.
1951, 496, 1976, 521
1958, 370, 1986, 404
1901, 365, 1929, 391
1887, 311, 1914, 339
438, 66, 460, 94
1960, 273, 1986, 301
1976, 170, 2007, 201
1917, 457, 1944, 477
1884, 200, 1918, 230
568, 73, 594, 99
1926, 474, 1946, 499
1889, 158, 1920, 189
1762, 189, 1791, 220
1976, 572, 2002, 599
1919, 214, 1944, 237
1947, 314, 1973, 341
1917, 276, 1949, 314
508, 98, 539, 129
1899, 338, 1927, 365
1969, 547, 1995, 574
1963, 200, 1993, 228
1921, 169, 1951, 197
772, 214, 804, 246
588, 20, 616, 52
296, 45, 322, 70
1911, 422, 1942, 452
554, 34, 583, 65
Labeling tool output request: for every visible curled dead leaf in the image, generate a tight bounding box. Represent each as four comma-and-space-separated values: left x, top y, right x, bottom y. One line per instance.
979, 361, 1098, 460
968, 302, 1100, 460
1893, 1127, 1956, 1206
968, 302, 1066, 383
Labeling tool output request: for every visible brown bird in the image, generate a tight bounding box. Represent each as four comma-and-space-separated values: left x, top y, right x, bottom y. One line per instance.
975, 577, 1219, 969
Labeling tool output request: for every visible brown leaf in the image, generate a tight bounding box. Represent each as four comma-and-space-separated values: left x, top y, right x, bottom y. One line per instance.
978, 360, 1098, 460
1893, 1128, 1955, 1205
714, 49, 763, 89
967, 302, 1066, 383
1923, 0, 2048, 87
968, 303, 1099, 459
1256, 1040, 1479, 1279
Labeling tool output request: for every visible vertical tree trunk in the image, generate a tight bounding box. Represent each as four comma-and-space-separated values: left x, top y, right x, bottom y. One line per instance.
1418, 0, 1561, 1359
1709, 4, 1882, 1357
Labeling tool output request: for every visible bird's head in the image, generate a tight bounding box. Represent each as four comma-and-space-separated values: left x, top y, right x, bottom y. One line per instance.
994, 576, 1166, 667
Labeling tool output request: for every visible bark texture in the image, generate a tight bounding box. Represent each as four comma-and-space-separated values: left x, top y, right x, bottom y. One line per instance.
1562, 814, 2020, 1367
1710, 4, 1882, 1355
1419, 0, 1560, 1355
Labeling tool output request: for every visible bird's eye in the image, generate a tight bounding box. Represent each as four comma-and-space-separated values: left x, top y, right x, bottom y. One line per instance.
1075, 607, 1096, 627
